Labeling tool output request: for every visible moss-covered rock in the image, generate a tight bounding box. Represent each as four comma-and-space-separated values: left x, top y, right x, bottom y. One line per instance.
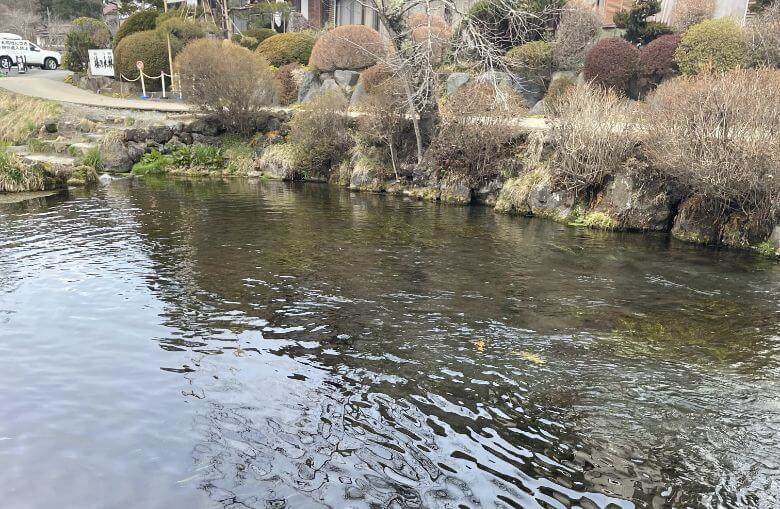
349, 156, 387, 192
439, 177, 472, 205
671, 196, 721, 245
720, 212, 774, 250
257, 143, 302, 180
66, 165, 99, 187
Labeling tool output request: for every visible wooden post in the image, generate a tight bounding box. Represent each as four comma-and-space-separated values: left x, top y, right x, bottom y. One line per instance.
164, 0, 175, 95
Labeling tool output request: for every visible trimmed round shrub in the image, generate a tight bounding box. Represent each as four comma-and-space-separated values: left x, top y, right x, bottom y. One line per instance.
507, 40, 553, 84
408, 14, 452, 64
156, 17, 211, 44
584, 37, 641, 95
674, 18, 749, 75
115, 30, 182, 90
275, 62, 302, 105
178, 39, 277, 133
65, 17, 112, 72
461, 0, 553, 51
245, 27, 277, 44
239, 36, 260, 51
552, 1, 603, 71
256, 31, 316, 67
309, 25, 385, 72
641, 34, 681, 83
115, 10, 158, 46
544, 74, 576, 113
358, 63, 393, 94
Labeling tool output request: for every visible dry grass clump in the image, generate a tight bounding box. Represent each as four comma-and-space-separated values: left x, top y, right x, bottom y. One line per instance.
427, 83, 524, 188
308, 25, 385, 72
177, 39, 276, 133
745, 3, 780, 68
670, 0, 715, 32
0, 91, 61, 144
645, 68, 780, 225
0, 151, 44, 192
552, 0, 603, 71
287, 91, 353, 179
549, 84, 639, 193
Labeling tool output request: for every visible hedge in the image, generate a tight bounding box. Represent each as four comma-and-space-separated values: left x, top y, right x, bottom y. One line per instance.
244, 27, 277, 44
115, 30, 182, 90
584, 37, 641, 95
309, 25, 384, 72
115, 10, 158, 46
156, 17, 211, 44
256, 31, 316, 67
674, 18, 750, 75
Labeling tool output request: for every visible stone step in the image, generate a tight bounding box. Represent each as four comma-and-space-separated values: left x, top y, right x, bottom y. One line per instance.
22, 154, 79, 168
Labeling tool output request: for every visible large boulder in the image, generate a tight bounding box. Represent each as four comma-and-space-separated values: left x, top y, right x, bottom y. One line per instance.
768, 226, 780, 256
334, 69, 360, 88
349, 82, 366, 108
720, 212, 775, 250
257, 144, 301, 180
439, 177, 472, 205
446, 72, 471, 95
349, 157, 386, 192
100, 137, 133, 172
495, 167, 575, 221
475, 71, 544, 107
298, 71, 322, 103
591, 167, 677, 231
671, 196, 721, 245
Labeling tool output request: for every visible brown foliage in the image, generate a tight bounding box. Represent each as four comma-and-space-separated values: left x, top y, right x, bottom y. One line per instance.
177, 39, 277, 133
640, 34, 681, 86
584, 37, 641, 95
275, 63, 302, 106
552, 0, 603, 71
670, 0, 715, 32
549, 84, 639, 193
428, 83, 524, 187
645, 68, 780, 224
308, 25, 385, 72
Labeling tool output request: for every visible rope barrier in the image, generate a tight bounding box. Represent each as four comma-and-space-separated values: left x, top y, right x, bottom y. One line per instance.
119, 70, 181, 100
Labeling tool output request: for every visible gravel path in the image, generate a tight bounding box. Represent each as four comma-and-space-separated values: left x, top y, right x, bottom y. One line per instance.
0, 70, 191, 112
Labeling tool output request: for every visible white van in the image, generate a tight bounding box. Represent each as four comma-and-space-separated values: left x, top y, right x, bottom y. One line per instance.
0, 33, 61, 70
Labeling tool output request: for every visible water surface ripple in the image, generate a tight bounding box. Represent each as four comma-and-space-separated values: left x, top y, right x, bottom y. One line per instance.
1, 178, 778, 509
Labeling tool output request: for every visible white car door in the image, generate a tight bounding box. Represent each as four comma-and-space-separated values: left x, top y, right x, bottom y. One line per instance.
25, 42, 44, 65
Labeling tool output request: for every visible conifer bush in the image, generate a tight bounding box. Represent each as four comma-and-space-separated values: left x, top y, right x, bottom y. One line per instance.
308, 25, 384, 72
552, 0, 602, 71
507, 40, 553, 85
256, 31, 316, 67
674, 18, 749, 75
584, 37, 641, 95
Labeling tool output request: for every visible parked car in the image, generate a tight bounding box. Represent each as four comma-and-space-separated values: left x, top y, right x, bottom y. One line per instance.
0, 33, 61, 70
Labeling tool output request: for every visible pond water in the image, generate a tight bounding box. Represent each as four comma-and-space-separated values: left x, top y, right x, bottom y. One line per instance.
1, 178, 779, 509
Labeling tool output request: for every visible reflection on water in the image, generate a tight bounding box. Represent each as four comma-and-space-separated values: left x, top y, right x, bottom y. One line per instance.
1, 177, 778, 508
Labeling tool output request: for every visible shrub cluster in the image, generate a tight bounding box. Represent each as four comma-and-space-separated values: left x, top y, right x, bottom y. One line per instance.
177, 39, 277, 133
646, 68, 780, 227
507, 40, 553, 85
613, 0, 673, 45
584, 37, 641, 95
309, 25, 384, 72
549, 83, 639, 193
157, 17, 212, 44
286, 91, 352, 179
256, 31, 316, 67
64, 17, 112, 72
244, 27, 277, 44
115, 10, 158, 46
674, 18, 749, 75
745, 3, 780, 68
428, 83, 524, 188
552, 0, 602, 71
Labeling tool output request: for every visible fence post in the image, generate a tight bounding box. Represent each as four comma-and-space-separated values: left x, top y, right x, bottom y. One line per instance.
140, 72, 147, 99
161, 73, 167, 99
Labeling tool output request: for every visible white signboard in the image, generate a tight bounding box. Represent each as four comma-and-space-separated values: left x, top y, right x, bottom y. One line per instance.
88, 49, 115, 77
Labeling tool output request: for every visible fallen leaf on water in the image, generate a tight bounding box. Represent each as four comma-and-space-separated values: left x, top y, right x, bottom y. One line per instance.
474, 340, 486, 352
516, 351, 545, 365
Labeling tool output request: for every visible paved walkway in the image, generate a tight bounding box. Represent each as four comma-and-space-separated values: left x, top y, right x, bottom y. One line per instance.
0, 70, 191, 112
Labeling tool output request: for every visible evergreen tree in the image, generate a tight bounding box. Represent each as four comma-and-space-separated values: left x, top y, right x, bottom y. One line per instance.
614, 0, 673, 46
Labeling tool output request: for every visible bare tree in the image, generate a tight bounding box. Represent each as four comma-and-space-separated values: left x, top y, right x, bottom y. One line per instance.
0, 5, 40, 41
351, 0, 557, 165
